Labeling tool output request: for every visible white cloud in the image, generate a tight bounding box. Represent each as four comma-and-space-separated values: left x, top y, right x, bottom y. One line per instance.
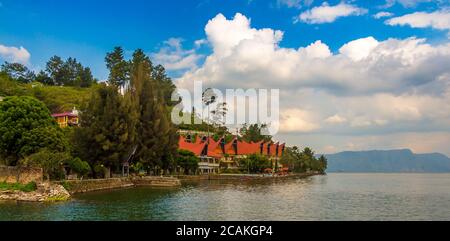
380, 0, 433, 8
194, 39, 208, 48
385, 10, 450, 32
373, 11, 394, 19
177, 13, 450, 154
297, 2, 368, 24
325, 114, 347, 124
152, 38, 203, 71
280, 108, 320, 132
277, 0, 313, 9
339, 36, 380, 61
299, 40, 332, 58
0, 44, 31, 65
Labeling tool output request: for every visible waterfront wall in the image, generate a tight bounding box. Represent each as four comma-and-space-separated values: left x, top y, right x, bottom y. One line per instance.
0, 166, 43, 184
58, 176, 181, 194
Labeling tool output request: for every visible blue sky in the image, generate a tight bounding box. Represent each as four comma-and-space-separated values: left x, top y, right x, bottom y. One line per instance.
1, 0, 450, 155
1, 0, 448, 79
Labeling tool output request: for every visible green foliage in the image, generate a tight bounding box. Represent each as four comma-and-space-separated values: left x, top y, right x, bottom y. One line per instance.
105, 47, 129, 87
0, 96, 68, 165
129, 49, 179, 173
239, 154, 272, 174
29, 84, 93, 113
0, 72, 28, 96
0, 181, 37, 192
240, 124, 272, 143
280, 146, 328, 174
45, 195, 70, 202
66, 157, 91, 177
60, 181, 73, 191
176, 150, 199, 175
1, 62, 35, 83
0, 72, 93, 113
20, 149, 72, 180
1, 56, 95, 87
178, 109, 229, 135
73, 84, 136, 176
45, 56, 96, 87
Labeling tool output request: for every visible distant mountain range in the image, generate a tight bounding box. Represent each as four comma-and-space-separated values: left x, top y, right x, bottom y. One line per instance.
324, 149, 450, 173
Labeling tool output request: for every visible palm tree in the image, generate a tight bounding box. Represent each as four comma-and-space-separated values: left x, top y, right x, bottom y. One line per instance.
202, 88, 217, 143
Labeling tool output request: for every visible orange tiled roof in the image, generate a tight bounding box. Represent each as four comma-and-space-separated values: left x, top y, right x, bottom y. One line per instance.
178, 135, 285, 158
178, 136, 207, 156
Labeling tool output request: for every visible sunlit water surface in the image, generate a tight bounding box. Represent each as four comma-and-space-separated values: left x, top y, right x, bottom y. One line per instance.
1, 173, 449, 220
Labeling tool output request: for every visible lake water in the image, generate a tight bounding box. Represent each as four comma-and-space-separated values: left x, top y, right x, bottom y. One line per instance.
1, 173, 450, 221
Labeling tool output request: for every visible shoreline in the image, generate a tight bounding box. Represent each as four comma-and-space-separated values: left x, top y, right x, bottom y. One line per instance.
1, 173, 321, 202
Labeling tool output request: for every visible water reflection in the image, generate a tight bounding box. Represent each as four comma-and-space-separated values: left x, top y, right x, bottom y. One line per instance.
1, 173, 450, 221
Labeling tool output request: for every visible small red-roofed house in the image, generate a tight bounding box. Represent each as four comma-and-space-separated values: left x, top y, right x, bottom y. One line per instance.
51, 107, 79, 128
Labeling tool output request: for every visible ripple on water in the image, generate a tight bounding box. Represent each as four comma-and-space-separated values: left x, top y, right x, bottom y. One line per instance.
1, 173, 450, 221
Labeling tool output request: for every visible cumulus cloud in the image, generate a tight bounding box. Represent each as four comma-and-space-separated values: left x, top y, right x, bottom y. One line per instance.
280, 108, 320, 132
339, 36, 380, 61
152, 38, 203, 72
0, 44, 31, 65
385, 10, 450, 34
177, 13, 450, 154
297, 2, 368, 24
373, 11, 394, 19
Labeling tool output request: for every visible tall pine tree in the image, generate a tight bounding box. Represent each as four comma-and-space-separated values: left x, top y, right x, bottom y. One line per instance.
73, 84, 136, 177
128, 49, 178, 174
105, 47, 130, 87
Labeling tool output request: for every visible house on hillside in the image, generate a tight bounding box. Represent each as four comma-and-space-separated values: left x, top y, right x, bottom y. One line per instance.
52, 107, 79, 128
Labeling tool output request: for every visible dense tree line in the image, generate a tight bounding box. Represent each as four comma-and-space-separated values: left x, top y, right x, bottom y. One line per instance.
0, 47, 183, 179
280, 146, 327, 174
72, 47, 180, 177
1, 56, 96, 87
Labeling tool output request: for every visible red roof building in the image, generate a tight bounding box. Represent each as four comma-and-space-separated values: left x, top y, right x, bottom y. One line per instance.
178, 135, 286, 172
51, 108, 79, 128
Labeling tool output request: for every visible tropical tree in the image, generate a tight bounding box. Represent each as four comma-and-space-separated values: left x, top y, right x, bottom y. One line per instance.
240, 124, 272, 143
239, 154, 272, 174
176, 150, 199, 175
280, 146, 328, 174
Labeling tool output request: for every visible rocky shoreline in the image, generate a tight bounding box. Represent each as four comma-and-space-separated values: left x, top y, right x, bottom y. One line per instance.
0, 182, 70, 202
0, 173, 320, 202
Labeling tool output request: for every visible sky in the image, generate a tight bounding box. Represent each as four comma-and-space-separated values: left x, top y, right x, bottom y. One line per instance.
1, 0, 450, 155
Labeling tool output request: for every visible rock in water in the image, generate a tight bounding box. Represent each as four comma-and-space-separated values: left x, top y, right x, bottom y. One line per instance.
0, 182, 70, 202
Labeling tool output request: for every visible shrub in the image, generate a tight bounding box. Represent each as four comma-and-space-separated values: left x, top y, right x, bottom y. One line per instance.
239, 154, 272, 174
67, 157, 91, 177
20, 149, 71, 180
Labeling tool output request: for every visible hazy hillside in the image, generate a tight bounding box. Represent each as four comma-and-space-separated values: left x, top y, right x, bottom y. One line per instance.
325, 149, 450, 173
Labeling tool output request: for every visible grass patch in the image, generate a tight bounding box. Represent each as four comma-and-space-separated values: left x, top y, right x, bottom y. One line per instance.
0, 181, 37, 192
60, 181, 73, 191
45, 195, 70, 202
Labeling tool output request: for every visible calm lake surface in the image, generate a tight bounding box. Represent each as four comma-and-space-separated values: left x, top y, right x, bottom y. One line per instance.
1, 173, 450, 221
